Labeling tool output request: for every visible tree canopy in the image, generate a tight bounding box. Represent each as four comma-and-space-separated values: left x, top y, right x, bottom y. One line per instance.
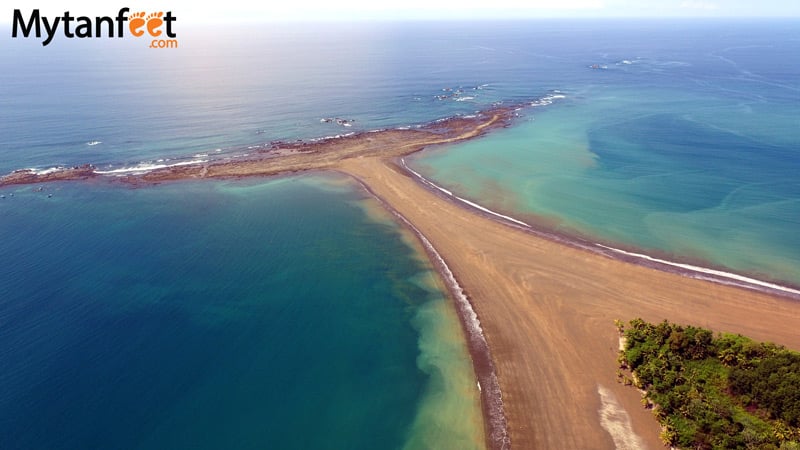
618, 318, 800, 449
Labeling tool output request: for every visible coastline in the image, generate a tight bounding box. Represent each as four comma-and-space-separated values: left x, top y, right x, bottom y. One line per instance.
398, 157, 800, 300
4, 101, 800, 448
351, 176, 510, 450
0, 106, 515, 188
336, 154, 800, 449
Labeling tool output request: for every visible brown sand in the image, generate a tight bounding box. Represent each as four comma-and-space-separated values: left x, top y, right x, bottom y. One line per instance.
0, 110, 509, 187
5, 110, 800, 449
337, 156, 800, 449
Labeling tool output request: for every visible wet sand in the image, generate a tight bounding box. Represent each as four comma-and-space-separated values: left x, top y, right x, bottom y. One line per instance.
5, 109, 800, 449
0, 110, 511, 188
338, 155, 800, 449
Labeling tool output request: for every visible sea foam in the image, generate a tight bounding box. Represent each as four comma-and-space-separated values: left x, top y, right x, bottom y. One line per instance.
596, 244, 800, 297
353, 177, 511, 450
95, 159, 208, 175
402, 158, 800, 300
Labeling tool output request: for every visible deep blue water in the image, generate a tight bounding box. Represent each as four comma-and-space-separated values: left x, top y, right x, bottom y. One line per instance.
1, 18, 799, 448
3, 20, 797, 168
4, 20, 793, 174
0, 176, 479, 449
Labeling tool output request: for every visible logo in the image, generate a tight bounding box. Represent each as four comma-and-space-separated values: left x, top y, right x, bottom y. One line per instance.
11, 8, 178, 48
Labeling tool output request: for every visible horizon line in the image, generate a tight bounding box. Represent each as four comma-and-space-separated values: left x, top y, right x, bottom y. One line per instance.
1, 15, 799, 26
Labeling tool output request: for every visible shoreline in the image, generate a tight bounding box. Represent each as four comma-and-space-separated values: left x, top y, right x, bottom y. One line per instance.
3, 100, 798, 298
349, 175, 509, 450
337, 154, 800, 449
4, 99, 800, 448
397, 157, 800, 301
0, 104, 517, 188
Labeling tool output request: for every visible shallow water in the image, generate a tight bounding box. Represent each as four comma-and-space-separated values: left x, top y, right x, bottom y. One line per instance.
0, 174, 482, 449
410, 22, 800, 285
2, 18, 798, 448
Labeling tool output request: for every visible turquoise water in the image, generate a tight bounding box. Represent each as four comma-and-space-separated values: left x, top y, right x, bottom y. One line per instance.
409, 23, 800, 286
0, 175, 482, 449
2, 18, 799, 448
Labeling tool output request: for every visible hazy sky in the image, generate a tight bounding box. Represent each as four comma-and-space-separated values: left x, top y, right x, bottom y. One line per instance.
4, 0, 799, 23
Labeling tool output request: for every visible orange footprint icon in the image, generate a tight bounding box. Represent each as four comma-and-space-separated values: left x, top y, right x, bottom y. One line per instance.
146, 12, 165, 37
128, 11, 146, 37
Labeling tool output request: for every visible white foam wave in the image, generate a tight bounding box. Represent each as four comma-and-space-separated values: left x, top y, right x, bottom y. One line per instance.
309, 132, 356, 142
597, 385, 647, 450
421, 225, 482, 341
383, 195, 466, 322
402, 159, 529, 227
402, 161, 453, 196
454, 96, 475, 101
402, 158, 798, 299
352, 176, 509, 449
596, 244, 800, 296
394, 202, 510, 450
32, 167, 65, 175
95, 159, 208, 175
530, 93, 566, 107
455, 196, 530, 227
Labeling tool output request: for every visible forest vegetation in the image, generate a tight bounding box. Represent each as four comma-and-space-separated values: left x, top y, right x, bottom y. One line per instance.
617, 318, 800, 449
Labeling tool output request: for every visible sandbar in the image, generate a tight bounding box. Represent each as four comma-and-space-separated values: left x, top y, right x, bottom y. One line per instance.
4, 105, 800, 449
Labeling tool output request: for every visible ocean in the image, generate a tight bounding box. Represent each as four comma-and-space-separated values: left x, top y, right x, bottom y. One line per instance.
406, 20, 800, 286
0, 175, 483, 449
1, 19, 798, 448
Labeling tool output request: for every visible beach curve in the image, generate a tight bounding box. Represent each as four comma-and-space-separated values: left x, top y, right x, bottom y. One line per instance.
4, 100, 800, 448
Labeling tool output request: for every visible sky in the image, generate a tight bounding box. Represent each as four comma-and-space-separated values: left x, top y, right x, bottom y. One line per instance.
3, 0, 799, 23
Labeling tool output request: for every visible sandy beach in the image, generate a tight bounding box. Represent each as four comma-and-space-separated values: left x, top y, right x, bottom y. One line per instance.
339, 154, 800, 449
5, 109, 800, 449
0, 109, 510, 188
